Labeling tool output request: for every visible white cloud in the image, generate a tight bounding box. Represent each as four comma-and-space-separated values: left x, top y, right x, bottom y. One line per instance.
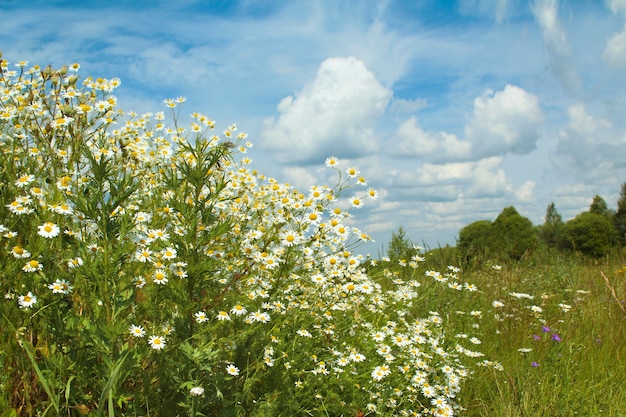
515, 181, 536, 201
604, 27, 626, 69
465, 85, 543, 158
532, 0, 582, 94
260, 57, 392, 164
392, 117, 471, 161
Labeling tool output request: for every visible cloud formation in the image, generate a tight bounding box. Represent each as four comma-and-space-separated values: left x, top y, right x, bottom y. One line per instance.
260, 57, 392, 164
532, 0, 582, 94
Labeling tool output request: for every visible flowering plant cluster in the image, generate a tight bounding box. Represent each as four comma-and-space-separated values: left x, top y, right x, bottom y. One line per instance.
0, 57, 489, 416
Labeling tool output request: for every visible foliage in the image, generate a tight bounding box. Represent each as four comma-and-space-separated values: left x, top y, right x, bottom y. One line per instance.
457, 207, 536, 264
614, 183, 626, 246
0, 58, 492, 416
538, 202, 563, 248
589, 194, 613, 219
561, 212, 619, 257
386, 227, 419, 264
491, 206, 537, 260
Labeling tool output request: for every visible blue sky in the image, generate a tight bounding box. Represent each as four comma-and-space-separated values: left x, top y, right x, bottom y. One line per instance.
2, 0, 626, 255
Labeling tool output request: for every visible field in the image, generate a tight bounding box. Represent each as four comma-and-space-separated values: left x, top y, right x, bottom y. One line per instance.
2, 60, 625, 416
392, 249, 626, 417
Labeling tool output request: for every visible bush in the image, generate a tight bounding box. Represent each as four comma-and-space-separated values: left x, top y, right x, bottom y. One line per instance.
0, 59, 492, 416
561, 212, 619, 257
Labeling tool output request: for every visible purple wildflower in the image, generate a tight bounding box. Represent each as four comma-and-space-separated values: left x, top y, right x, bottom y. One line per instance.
532, 362, 540, 367
542, 326, 551, 333
551, 334, 562, 342
532, 334, 541, 341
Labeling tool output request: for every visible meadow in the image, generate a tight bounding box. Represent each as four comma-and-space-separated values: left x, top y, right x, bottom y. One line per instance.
395, 249, 626, 417
1, 58, 625, 416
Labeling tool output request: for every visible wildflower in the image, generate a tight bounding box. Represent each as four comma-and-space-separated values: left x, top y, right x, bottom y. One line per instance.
350, 196, 362, 208
297, 329, 312, 337
22, 259, 43, 272
195, 311, 209, 323
552, 334, 562, 342
67, 257, 83, 268
189, 386, 204, 396
161, 247, 177, 260
135, 248, 153, 263
152, 269, 168, 285
48, 279, 73, 294
18, 292, 37, 309
15, 174, 35, 188
148, 335, 166, 350
371, 364, 391, 381
37, 222, 60, 238
492, 300, 504, 308
542, 325, 551, 333
325, 156, 339, 168
225, 364, 240, 376
129, 325, 146, 338
11, 246, 31, 259
230, 304, 247, 316
532, 361, 540, 367
216, 311, 231, 321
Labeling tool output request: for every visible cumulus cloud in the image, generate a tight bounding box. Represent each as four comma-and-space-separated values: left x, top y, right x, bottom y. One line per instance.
532, 0, 582, 94
260, 56, 392, 164
392, 117, 471, 162
604, 0, 626, 69
465, 85, 543, 159
555, 104, 616, 179
390, 157, 508, 201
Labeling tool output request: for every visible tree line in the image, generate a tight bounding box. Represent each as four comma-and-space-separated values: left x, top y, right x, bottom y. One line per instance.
457, 183, 626, 260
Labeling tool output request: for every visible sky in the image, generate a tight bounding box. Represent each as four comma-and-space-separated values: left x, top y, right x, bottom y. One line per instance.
2, 0, 626, 255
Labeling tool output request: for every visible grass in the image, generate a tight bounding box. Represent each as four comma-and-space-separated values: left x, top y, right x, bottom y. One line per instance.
419, 250, 626, 416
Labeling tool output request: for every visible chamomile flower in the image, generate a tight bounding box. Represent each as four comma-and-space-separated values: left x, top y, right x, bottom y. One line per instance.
225, 364, 240, 376
230, 304, 247, 316
216, 311, 231, 321
195, 311, 209, 323
22, 259, 43, 272
129, 324, 146, 338
37, 222, 60, 238
48, 279, 73, 294
325, 156, 339, 168
152, 269, 168, 285
18, 292, 37, 309
11, 245, 31, 259
15, 174, 35, 188
148, 335, 166, 350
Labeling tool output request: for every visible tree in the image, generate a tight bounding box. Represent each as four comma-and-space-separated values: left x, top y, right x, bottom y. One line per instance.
492, 206, 538, 259
387, 227, 417, 263
614, 183, 626, 246
457, 220, 493, 262
561, 212, 619, 257
539, 202, 563, 248
589, 195, 613, 219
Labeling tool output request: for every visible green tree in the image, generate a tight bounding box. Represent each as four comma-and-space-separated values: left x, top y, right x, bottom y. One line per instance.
492, 206, 538, 260
539, 202, 563, 248
614, 183, 626, 246
589, 195, 613, 219
561, 212, 619, 257
387, 227, 417, 263
457, 220, 493, 262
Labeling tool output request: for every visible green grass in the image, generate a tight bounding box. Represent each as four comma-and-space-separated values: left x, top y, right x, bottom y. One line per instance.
418, 251, 626, 416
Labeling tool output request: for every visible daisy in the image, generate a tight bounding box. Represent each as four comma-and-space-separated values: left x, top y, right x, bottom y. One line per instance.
129, 324, 146, 338
195, 311, 209, 323
161, 247, 177, 260
230, 304, 247, 316
225, 364, 240, 376
216, 311, 230, 321
148, 335, 166, 350
67, 257, 83, 268
38, 222, 60, 238
48, 279, 73, 294
345, 167, 359, 177
11, 245, 31, 259
153, 269, 168, 285
325, 156, 339, 168
15, 174, 35, 188
18, 292, 37, 309
22, 259, 43, 272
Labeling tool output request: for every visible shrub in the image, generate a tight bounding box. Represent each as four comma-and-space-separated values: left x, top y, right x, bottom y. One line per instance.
561, 212, 619, 257
0, 58, 492, 416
